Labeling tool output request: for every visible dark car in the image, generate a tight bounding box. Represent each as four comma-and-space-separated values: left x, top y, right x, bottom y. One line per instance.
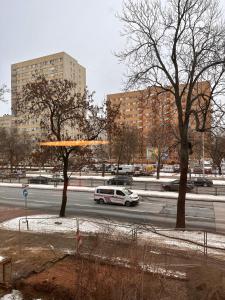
10, 170, 26, 178
28, 176, 49, 184
193, 166, 212, 175
49, 174, 64, 183
191, 177, 213, 187
162, 180, 194, 192
193, 166, 203, 174
107, 175, 133, 186
173, 165, 180, 173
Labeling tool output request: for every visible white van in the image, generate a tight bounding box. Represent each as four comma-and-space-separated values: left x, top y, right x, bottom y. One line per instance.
111, 165, 135, 175
94, 186, 139, 207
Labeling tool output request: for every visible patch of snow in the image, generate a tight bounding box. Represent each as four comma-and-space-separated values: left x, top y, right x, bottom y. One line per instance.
0, 256, 5, 262
0, 215, 131, 235
84, 253, 186, 279
0, 290, 23, 300
1, 214, 225, 256
140, 263, 186, 279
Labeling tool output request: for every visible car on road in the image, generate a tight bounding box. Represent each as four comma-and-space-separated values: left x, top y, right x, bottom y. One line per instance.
107, 175, 133, 186
94, 186, 139, 206
28, 176, 49, 184
191, 177, 213, 187
49, 174, 64, 183
162, 180, 194, 192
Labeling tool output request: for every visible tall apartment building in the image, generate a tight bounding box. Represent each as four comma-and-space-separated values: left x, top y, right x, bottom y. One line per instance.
107, 82, 211, 163
0, 114, 17, 129
10, 52, 86, 138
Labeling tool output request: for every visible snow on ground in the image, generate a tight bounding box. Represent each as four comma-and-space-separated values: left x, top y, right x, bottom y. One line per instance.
0, 256, 5, 262
1, 214, 225, 255
0, 215, 130, 235
0, 291, 41, 300
1, 214, 225, 298
0, 290, 23, 300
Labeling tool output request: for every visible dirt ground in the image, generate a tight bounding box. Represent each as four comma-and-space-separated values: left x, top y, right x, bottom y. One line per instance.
16, 255, 188, 300
0, 205, 225, 299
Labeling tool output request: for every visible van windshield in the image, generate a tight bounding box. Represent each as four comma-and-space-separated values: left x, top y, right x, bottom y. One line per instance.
123, 189, 132, 195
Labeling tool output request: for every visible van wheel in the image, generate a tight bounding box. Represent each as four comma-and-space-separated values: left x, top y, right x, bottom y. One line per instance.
96, 199, 100, 204
99, 198, 105, 204
125, 201, 131, 207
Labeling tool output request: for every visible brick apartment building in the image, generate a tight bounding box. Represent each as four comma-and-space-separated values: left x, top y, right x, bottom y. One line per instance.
107, 82, 211, 163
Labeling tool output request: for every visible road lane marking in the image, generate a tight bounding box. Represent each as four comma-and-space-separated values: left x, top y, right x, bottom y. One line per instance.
0, 196, 19, 200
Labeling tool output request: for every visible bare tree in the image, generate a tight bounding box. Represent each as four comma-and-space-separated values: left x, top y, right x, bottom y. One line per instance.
0, 127, 31, 171
111, 125, 141, 169
205, 132, 225, 175
17, 76, 117, 217
118, 0, 225, 228
146, 94, 178, 178
0, 85, 8, 102
31, 146, 57, 170
93, 144, 111, 176
147, 125, 175, 179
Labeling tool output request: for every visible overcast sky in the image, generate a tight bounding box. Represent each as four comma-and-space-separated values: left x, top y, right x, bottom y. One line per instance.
1, 0, 225, 116
0, 0, 125, 115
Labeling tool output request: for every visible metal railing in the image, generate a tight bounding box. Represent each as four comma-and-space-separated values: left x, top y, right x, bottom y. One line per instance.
16, 216, 225, 263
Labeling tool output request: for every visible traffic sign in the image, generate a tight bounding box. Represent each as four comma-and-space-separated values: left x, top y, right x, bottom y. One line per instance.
23, 189, 28, 198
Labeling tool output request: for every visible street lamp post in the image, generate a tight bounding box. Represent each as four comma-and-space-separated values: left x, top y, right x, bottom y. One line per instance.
22, 184, 29, 230
202, 132, 205, 176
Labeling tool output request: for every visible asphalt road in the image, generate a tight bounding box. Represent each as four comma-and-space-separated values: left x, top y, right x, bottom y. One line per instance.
0, 186, 224, 232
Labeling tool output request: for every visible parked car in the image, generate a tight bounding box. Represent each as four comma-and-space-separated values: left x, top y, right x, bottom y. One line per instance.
193, 166, 203, 174
191, 177, 213, 187
173, 165, 180, 173
0, 171, 10, 179
28, 176, 49, 184
10, 170, 26, 178
94, 186, 139, 206
107, 175, 133, 186
204, 168, 212, 174
133, 165, 154, 176
193, 166, 212, 175
49, 174, 64, 183
161, 166, 174, 173
162, 180, 194, 192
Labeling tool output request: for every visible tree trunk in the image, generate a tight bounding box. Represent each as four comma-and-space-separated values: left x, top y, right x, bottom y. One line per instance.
218, 165, 222, 175
156, 155, 161, 179
176, 138, 189, 229
116, 143, 123, 175
60, 155, 69, 217
102, 163, 105, 177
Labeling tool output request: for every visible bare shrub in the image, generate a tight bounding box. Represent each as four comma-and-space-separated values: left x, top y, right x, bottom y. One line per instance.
187, 265, 225, 300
